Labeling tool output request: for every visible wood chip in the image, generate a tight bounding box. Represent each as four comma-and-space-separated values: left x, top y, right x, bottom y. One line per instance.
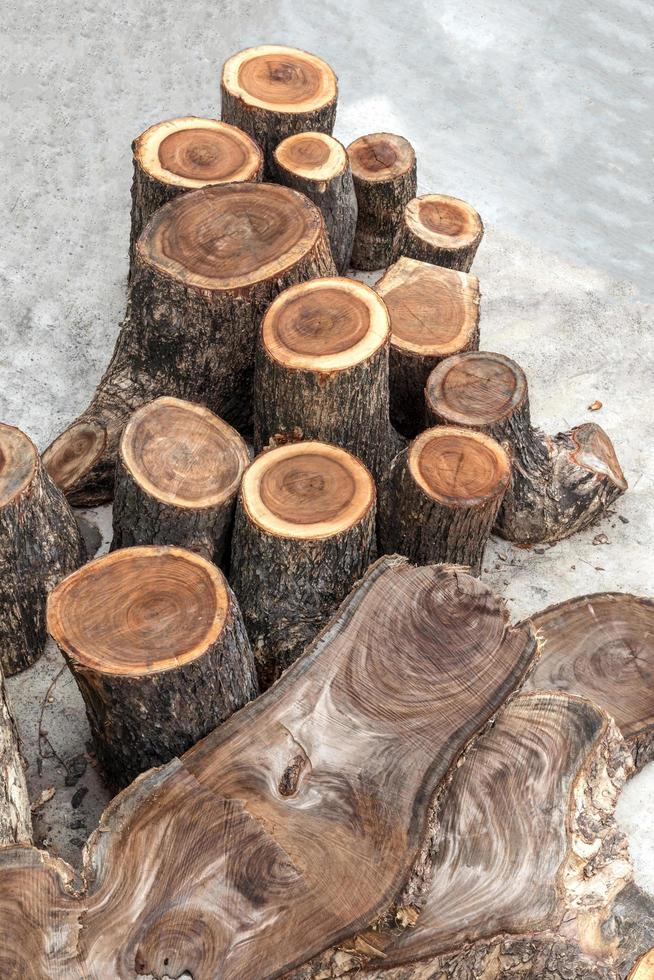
30, 787, 55, 812
588, 399, 602, 411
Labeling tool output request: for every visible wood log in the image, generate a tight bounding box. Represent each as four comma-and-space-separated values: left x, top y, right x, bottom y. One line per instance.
221, 45, 338, 177
273, 132, 357, 273
0, 423, 84, 676
129, 116, 263, 278
375, 257, 480, 437
230, 440, 376, 687
47, 545, 258, 789
111, 396, 249, 565
0, 665, 31, 846
0, 556, 538, 978
630, 949, 654, 979
378, 425, 510, 574
425, 350, 628, 543
523, 592, 654, 771
43, 182, 336, 506
391, 192, 484, 271
347, 133, 417, 270
253, 277, 397, 480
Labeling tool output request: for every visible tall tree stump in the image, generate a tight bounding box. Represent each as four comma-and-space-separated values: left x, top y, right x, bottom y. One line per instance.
347, 133, 417, 270
378, 426, 510, 574
375, 257, 480, 437
230, 440, 376, 687
0, 423, 84, 676
43, 182, 336, 506
221, 45, 338, 177
111, 397, 250, 566
425, 350, 627, 543
392, 193, 484, 271
273, 132, 357, 273
0, 666, 31, 846
129, 116, 263, 278
47, 545, 258, 789
253, 277, 396, 480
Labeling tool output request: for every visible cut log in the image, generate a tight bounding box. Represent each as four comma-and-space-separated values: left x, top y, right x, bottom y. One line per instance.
129, 116, 263, 278
523, 592, 654, 771
347, 133, 417, 270
43, 182, 336, 506
273, 132, 357, 273
221, 45, 338, 177
392, 192, 484, 271
630, 950, 654, 979
425, 350, 627, 543
0, 665, 31, 845
230, 440, 376, 687
47, 545, 258, 789
375, 257, 480, 437
0, 556, 538, 978
0, 423, 84, 676
253, 277, 397, 480
111, 396, 249, 566
378, 426, 510, 574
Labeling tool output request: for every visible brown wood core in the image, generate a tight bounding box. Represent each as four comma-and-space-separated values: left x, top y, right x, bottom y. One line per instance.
42, 419, 107, 493
274, 133, 346, 181
47, 546, 228, 676
121, 397, 249, 508
406, 193, 482, 245
427, 351, 527, 425
410, 426, 510, 507
347, 133, 415, 182
138, 182, 323, 290
223, 45, 337, 113
242, 441, 374, 539
0, 423, 37, 507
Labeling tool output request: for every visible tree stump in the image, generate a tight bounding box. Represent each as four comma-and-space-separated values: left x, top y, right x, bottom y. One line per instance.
111, 396, 249, 566
273, 132, 357, 273
43, 182, 336, 506
47, 545, 258, 789
375, 257, 480, 437
378, 426, 510, 574
347, 133, 417, 270
230, 440, 376, 687
392, 192, 484, 271
425, 350, 627, 543
253, 277, 396, 480
0, 666, 31, 846
221, 45, 338, 177
0, 423, 84, 676
129, 116, 263, 278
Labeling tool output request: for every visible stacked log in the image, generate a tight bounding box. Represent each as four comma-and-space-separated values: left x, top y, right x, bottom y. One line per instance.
392, 192, 484, 270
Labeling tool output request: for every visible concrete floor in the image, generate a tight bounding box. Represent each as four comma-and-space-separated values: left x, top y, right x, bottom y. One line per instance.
2, 0, 653, 910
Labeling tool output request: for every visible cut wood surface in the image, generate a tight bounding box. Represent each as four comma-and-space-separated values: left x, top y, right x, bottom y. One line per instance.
0, 423, 84, 675
112, 396, 250, 565
0, 665, 31, 846
523, 592, 654, 770
221, 45, 338, 176
47, 545, 258, 788
347, 133, 417, 270
392, 192, 484, 271
0, 556, 538, 978
43, 182, 336, 505
274, 132, 357, 273
375, 257, 480, 436
425, 350, 627, 543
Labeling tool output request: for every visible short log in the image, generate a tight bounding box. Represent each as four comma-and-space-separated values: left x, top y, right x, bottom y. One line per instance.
392, 192, 484, 271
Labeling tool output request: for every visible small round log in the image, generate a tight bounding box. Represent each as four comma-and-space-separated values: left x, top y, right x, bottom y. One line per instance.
375, 257, 480, 437
129, 116, 263, 278
230, 440, 376, 688
0, 666, 31, 845
347, 133, 417, 270
221, 45, 338, 177
392, 193, 484, 271
0, 423, 84, 676
273, 132, 356, 273
47, 545, 258, 789
378, 425, 510, 574
111, 397, 250, 565
253, 277, 395, 480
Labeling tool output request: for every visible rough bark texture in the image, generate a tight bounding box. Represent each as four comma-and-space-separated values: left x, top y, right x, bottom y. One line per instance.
392, 193, 484, 271
0, 666, 32, 846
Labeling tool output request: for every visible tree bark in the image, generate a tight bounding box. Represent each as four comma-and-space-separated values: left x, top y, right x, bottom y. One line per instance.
347, 133, 417, 270
0, 423, 84, 676
425, 350, 628, 543
47, 545, 258, 789
378, 426, 510, 575
0, 665, 31, 846
111, 396, 250, 566
375, 257, 481, 437
221, 45, 338, 177
43, 182, 336, 506
392, 192, 484, 271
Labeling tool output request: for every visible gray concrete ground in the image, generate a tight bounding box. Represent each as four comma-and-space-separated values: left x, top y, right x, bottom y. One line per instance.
2, 0, 653, 905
